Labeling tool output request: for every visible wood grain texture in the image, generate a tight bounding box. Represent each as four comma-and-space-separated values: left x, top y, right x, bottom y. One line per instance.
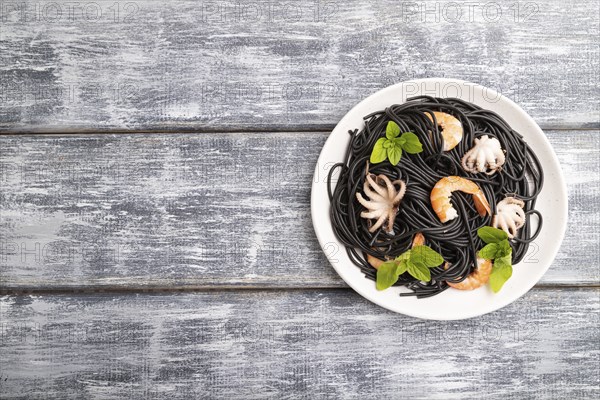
0, 288, 598, 399
1, 130, 598, 290
0, 0, 598, 132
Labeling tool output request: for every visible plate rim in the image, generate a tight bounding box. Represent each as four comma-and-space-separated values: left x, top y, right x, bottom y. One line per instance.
310, 78, 568, 320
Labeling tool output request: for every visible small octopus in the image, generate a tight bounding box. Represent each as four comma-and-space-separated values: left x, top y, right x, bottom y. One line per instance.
492, 196, 526, 238
356, 173, 406, 233
461, 135, 506, 175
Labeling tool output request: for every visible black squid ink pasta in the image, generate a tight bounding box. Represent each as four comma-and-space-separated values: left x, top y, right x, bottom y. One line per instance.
327, 96, 544, 298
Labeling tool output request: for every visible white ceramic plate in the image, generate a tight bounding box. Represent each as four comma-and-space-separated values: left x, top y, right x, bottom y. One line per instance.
311, 78, 567, 320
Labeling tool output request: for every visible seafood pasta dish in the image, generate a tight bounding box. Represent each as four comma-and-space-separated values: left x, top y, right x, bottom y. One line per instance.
327, 96, 543, 298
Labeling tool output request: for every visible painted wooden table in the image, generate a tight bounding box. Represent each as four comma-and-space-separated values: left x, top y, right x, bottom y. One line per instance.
1, 1, 599, 398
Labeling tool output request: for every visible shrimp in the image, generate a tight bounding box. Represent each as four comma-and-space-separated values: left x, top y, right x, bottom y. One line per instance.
412, 232, 426, 247
447, 256, 492, 290
430, 176, 491, 223
426, 111, 463, 151
367, 254, 384, 270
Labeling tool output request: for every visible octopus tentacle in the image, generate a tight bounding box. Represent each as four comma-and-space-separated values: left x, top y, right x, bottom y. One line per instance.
370, 212, 389, 232
392, 180, 407, 204
356, 193, 381, 209
367, 174, 388, 198
377, 175, 396, 200
360, 209, 385, 219
363, 183, 386, 202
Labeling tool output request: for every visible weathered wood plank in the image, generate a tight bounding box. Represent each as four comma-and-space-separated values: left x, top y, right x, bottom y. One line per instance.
0, 288, 598, 399
0, 130, 598, 289
0, 0, 598, 132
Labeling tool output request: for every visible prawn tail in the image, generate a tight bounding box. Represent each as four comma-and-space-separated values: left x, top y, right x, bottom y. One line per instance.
367, 254, 384, 269
472, 192, 491, 217
412, 232, 426, 247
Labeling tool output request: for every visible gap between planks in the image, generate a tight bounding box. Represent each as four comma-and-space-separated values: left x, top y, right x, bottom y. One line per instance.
1, 284, 599, 297
1, 127, 599, 136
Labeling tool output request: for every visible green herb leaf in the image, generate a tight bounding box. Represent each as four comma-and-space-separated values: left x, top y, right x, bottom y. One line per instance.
489, 254, 513, 293
376, 261, 399, 291
476, 227, 514, 293
393, 137, 406, 147
395, 259, 409, 276
497, 239, 513, 258
478, 226, 508, 244
495, 253, 512, 268
387, 145, 402, 166
370, 126, 422, 167
399, 132, 423, 154
375, 256, 411, 291
395, 250, 412, 263
378, 247, 443, 286
479, 243, 499, 260
386, 121, 400, 139
406, 260, 431, 282
410, 245, 444, 268
370, 138, 388, 164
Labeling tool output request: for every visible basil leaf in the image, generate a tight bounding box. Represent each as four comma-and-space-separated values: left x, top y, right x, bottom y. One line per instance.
495, 253, 512, 268
387, 145, 402, 166
393, 137, 406, 147
489, 254, 513, 293
395, 259, 409, 276
400, 132, 423, 154
496, 239, 512, 258
479, 243, 499, 260
395, 250, 411, 263
406, 260, 431, 282
410, 245, 444, 268
370, 138, 388, 164
386, 121, 400, 139
478, 226, 508, 244
376, 261, 400, 290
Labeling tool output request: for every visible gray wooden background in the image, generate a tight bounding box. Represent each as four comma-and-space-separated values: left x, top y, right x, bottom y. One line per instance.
1, 0, 599, 399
